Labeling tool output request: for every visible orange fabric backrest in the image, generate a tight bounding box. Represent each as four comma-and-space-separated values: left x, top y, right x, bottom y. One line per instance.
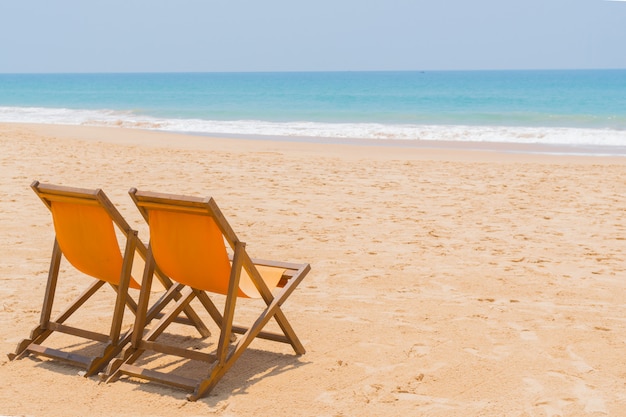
50, 201, 140, 289
147, 209, 236, 295
147, 209, 285, 298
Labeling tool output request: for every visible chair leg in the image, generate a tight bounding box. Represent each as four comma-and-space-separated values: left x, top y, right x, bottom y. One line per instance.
152, 266, 211, 338
188, 367, 223, 401
109, 231, 137, 344
9, 240, 76, 360
241, 251, 307, 354
39, 239, 63, 327
195, 290, 237, 342
264, 285, 306, 355
82, 232, 138, 377
84, 342, 127, 377
102, 252, 157, 383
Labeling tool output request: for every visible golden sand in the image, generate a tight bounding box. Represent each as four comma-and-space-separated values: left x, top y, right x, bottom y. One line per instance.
1, 123, 625, 416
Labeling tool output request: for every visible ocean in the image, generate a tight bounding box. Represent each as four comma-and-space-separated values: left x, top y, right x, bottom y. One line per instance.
1, 70, 625, 154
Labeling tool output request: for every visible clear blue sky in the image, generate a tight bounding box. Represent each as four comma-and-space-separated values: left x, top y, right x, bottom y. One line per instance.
1, 0, 625, 73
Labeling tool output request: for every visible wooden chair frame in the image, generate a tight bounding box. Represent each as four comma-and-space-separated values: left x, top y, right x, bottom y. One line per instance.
8, 181, 211, 377
102, 188, 310, 400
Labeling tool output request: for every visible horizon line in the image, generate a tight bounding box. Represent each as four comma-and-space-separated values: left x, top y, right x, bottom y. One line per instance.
1, 67, 626, 75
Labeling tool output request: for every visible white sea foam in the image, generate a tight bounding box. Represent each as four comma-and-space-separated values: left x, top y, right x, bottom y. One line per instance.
1, 106, 625, 149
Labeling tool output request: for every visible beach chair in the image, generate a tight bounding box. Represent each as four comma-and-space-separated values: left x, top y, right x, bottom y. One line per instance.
8, 181, 211, 377
102, 188, 310, 401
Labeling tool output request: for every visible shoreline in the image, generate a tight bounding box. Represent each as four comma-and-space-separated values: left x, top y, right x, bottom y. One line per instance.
3, 122, 626, 164
189, 130, 626, 157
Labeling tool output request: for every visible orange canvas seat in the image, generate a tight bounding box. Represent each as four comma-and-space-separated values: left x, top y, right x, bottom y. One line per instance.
8, 181, 210, 377
102, 188, 310, 400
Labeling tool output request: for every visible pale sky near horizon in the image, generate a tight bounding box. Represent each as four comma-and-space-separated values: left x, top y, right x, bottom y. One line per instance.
0, 0, 625, 73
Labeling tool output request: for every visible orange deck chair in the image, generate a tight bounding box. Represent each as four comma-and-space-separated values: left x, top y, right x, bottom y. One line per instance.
8, 181, 211, 377
102, 188, 310, 400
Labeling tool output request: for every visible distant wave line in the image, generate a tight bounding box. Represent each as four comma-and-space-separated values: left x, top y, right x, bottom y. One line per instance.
1, 105, 625, 148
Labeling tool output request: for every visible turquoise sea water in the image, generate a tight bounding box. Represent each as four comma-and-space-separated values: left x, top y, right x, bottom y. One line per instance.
1, 70, 625, 151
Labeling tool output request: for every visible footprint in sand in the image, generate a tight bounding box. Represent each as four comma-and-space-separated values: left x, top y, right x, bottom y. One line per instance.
520, 330, 538, 341
567, 346, 595, 373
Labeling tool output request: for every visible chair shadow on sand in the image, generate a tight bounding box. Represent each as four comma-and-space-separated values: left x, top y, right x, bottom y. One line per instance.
27, 331, 309, 402
102, 332, 310, 401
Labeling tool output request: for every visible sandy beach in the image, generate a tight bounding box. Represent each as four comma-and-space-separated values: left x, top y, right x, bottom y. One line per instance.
1, 122, 625, 416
